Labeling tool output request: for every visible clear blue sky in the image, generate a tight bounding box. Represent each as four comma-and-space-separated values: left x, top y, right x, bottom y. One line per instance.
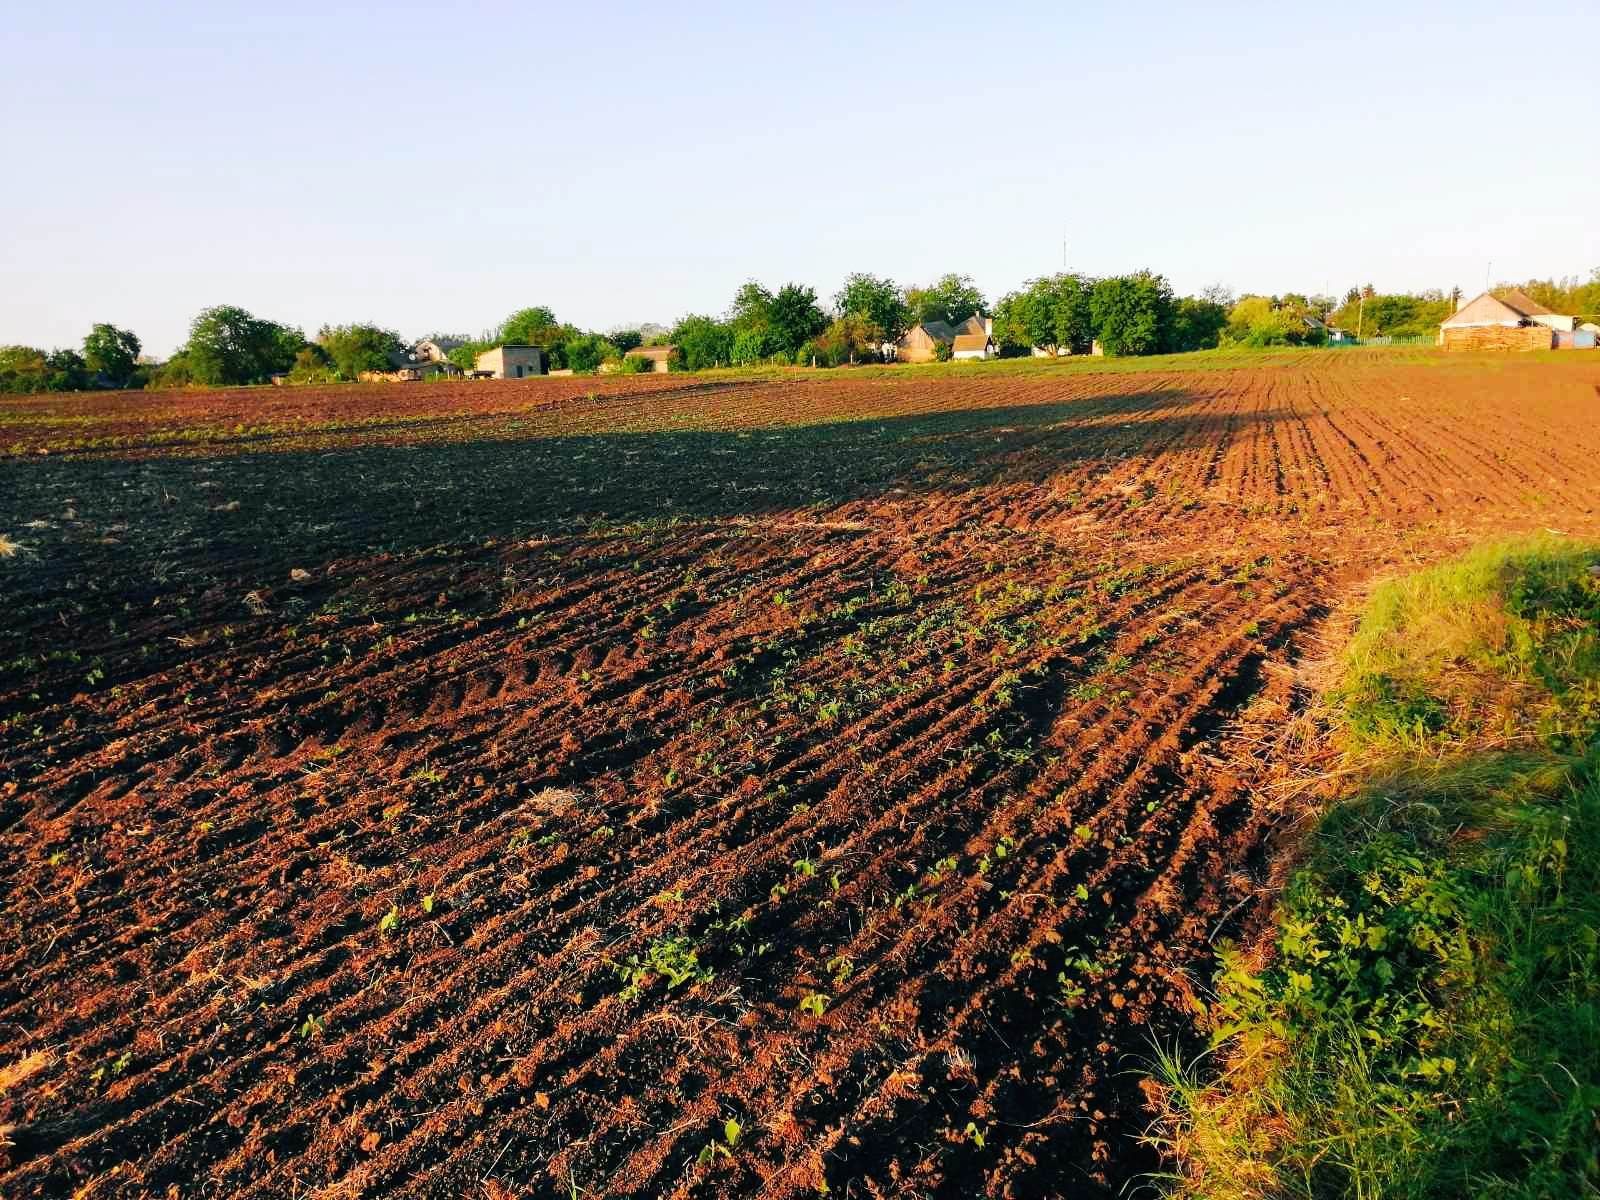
4, 0, 1596, 356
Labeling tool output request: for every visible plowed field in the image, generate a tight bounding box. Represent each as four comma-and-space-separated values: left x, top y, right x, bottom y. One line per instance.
4, 353, 1599, 1198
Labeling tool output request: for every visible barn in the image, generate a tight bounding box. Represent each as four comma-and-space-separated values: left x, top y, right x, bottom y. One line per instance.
1438, 290, 1576, 351
894, 321, 956, 363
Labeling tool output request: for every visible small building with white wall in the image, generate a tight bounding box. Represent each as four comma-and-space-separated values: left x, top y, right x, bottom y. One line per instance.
474, 345, 546, 379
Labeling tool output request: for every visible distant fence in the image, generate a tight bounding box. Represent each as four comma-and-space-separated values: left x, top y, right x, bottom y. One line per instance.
1328, 334, 1436, 348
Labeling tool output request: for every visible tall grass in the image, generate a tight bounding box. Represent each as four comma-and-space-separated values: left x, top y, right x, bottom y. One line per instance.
1150, 538, 1600, 1199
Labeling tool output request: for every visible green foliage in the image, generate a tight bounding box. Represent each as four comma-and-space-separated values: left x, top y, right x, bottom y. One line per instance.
1223, 295, 1328, 348
1329, 291, 1452, 339
835, 273, 909, 343
730, 326, 769, 366
671, 314, 734, 370
0, 345, 52, 393
1157, 539, 1600, 1200
616, 352, 657, 374
146, 353, 195, 389
498, 306, 559, 346
184, 304, 304, 385
994, 274, 1094, 355
288, 344, 337, 384
1170, 297, 1229, 353
615, 935, 713, 999
1089, 270, 1175, 356
906, 273, 986, 327
1503, 268, 1600, 322
44, 349, 89, 391
609, 328, 643, 354
563, 332, 619, 374
82, 323, 141, 386
446, 340, 494, 372
316, 323, 403, 381
810, 313, 884, 366
727, 281, 826, 356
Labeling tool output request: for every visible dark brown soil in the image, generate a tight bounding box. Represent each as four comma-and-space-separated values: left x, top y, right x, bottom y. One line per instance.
3, 356, 1598, 1198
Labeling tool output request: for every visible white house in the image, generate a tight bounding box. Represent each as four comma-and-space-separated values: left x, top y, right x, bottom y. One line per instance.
951, 315, 996, 361
1439, 289, 1584, 350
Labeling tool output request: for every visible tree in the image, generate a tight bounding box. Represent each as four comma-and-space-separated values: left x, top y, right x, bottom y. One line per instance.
82, 324, 141, 386
288, 344, 336, 384
317, 324, 403, 381
1089, 271, 1175, 356
906, 273, 986, 326
835, 273, 909, 344
184, 305, 303, 385
447, 341, 493, 372
44, 350, 89, 391
0, 346, 50, 393
730, 328, 768, 366
498, 307, 559, 346
1052, 275, 1096, 354
811, 313, 885, 366
563, 333, 618, 373
609, 328, 643, 354
670, 315, 734, 370
1224, 295, 1330, 346
730, 282, 775, 330
767, 283, 827, 355
1171, 296, 1229, 352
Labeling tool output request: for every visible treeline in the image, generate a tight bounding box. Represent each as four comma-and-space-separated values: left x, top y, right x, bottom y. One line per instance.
7, 268, 1597, 393
668, 273, 989, 368
991, 272, 1229, 356
0, 325, 143, 394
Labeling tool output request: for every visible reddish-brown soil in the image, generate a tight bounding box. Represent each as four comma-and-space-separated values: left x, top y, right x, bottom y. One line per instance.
3, 355, 1598, 1198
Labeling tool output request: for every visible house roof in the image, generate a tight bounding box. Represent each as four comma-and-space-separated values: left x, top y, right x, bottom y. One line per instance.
419, 337, 463, 351
626, 345, 675, 357
911, 321, 956, 342
1441, 292, 1531, 328
953, 315, 987, 336
1498, 289, 1555, 318
952, 333, 991, 352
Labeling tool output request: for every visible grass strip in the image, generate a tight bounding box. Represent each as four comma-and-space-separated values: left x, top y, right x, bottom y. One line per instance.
1152, 536, 1600, 1199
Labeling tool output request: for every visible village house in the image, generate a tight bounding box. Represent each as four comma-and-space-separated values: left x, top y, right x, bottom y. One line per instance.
1439, 289, 1592, 350
951, 316, 996, 361
622, 345, 675, 373
894, 314, 993, 363
473, 345, 546, 379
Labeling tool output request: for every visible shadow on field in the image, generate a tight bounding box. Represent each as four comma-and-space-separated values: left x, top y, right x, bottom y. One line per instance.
3, 388, 1281, 659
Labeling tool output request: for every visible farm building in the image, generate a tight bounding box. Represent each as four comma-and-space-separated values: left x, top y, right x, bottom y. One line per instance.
951, 317, 996, 360
473, 345, 546, 379
623, 345, 676, 373
894, 315, 991, 363
1438, 289, 1582, 351
894, 321, 955, 363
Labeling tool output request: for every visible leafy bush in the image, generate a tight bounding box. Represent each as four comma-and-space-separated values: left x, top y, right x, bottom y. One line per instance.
1154, 538, 1600, 1200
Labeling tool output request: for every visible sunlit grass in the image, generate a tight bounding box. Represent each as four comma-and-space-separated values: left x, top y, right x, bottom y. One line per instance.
1151, 537, 1600, 1200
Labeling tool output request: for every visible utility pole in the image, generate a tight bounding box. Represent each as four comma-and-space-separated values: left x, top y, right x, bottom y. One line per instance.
1357, 294, 1365, 341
